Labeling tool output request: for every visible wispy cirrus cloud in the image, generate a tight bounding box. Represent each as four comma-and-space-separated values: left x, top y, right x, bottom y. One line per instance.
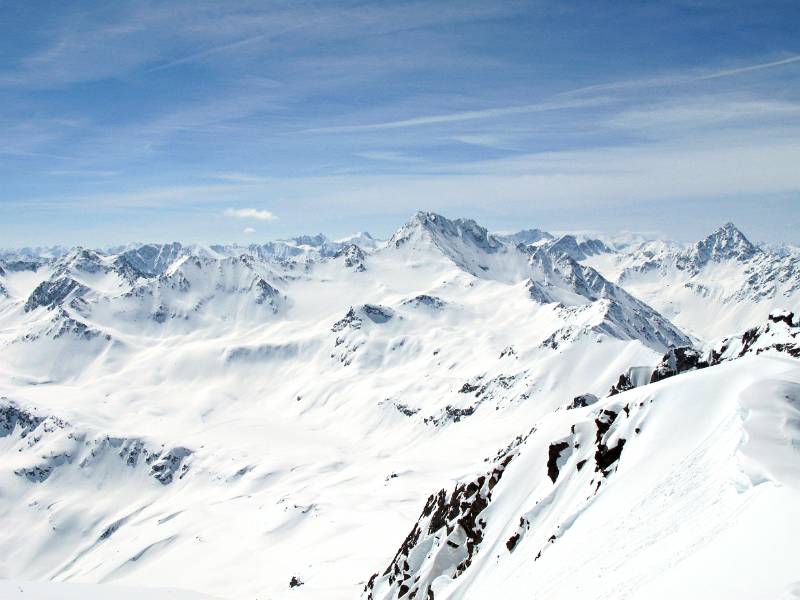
698, 54, 800, 80
211, 172, 272, 184
303, 97, 611, 133
357, 151, 421, 163
224, 208, 277, 221
563, 54, 800, 97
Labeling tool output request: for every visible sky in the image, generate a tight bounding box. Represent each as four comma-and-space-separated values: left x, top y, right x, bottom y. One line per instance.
1, 0, 800, 247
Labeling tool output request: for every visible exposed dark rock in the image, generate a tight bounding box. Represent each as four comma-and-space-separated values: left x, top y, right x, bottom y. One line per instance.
424, 404, 478, 426
458, 382, 481, 394
499, 346, 516, 359
332, 304, 393, 333
403, 294, 446, 310
568, 393, 598, 410
15, 453, 71, 482
362, 304, 393, 323
391, 402, 420, 417
593, 409, 625, 476
650, 346, 709, 383
289, 576, 304, 588
0, 403, 46, 437
334, 244, 367, 271
112, 255, 148, 283
3, 260, 40, 273
547, 442, 570, 483
149, 447, 192, 485
608, 373, 635, 396
769, 310, 795, 326
363, 432, 525, 600
254, 278, 281, 306
332, 307, 360, 332
24, 277, 88, 312
544, 235, 610, 262
594, 409, 618, 445
595, 438, 626, 476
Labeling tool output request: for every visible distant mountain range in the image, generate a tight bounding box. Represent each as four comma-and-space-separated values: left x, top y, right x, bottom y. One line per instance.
0, 213, 798, 600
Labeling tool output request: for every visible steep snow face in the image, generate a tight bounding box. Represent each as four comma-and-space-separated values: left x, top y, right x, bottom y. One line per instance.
389, 212, 509, 277
525, 248, 689, 350
118, 243, 184, 276
583, 223, 800, 341
381, 213, 687, 351
364, 350, 800, 600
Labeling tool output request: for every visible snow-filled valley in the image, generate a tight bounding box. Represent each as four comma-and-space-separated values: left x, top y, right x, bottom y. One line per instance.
1, 212, 798, 599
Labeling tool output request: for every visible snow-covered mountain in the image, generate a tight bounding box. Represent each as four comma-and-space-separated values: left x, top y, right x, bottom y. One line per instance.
582, 222, 800, 341
0, 213, 798, 599
364, 312, 800, 600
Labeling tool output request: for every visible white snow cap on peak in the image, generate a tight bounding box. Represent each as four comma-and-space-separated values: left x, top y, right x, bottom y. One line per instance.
390, 211, 502, 252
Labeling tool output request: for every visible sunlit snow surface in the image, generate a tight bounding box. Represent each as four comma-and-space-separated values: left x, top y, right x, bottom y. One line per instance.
0, 580, 220, 600
0, 214, 798, 599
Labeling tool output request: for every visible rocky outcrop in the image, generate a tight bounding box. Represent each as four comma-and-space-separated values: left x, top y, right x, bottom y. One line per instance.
24, 277, 88, 312
0, 402, 52, 438
568, 393, 598, 410
148, 447, 193, 485
402, 294, 446, 310
335, 244, 367, 271
647, 311, 799, 385
544, 235, 610, 262
332, 304, 394, 332
650, 347, 709, 383
363, 433, 529, 600
3, 399, 193, 488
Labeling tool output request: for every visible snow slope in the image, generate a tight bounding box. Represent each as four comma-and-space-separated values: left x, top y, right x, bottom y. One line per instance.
364, 326, 800, 600
0, 580, 221, 600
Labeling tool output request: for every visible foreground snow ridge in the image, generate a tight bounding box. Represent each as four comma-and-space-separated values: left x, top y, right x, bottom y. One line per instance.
0, 212, 798, 599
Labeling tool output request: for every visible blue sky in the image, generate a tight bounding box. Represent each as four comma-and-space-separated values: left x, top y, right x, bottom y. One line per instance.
1, 0, 799, 246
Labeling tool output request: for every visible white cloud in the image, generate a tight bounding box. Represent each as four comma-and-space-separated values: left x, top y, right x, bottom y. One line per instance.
224, 208, 277, 221
243, 227, 256, 234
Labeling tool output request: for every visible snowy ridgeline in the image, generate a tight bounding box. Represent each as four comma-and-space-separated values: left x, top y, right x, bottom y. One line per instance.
0, 212, 799, 600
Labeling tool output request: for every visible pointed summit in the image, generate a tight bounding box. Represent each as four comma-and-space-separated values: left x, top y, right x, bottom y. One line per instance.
693, 222, 758, 264
390, 212, 502, 253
